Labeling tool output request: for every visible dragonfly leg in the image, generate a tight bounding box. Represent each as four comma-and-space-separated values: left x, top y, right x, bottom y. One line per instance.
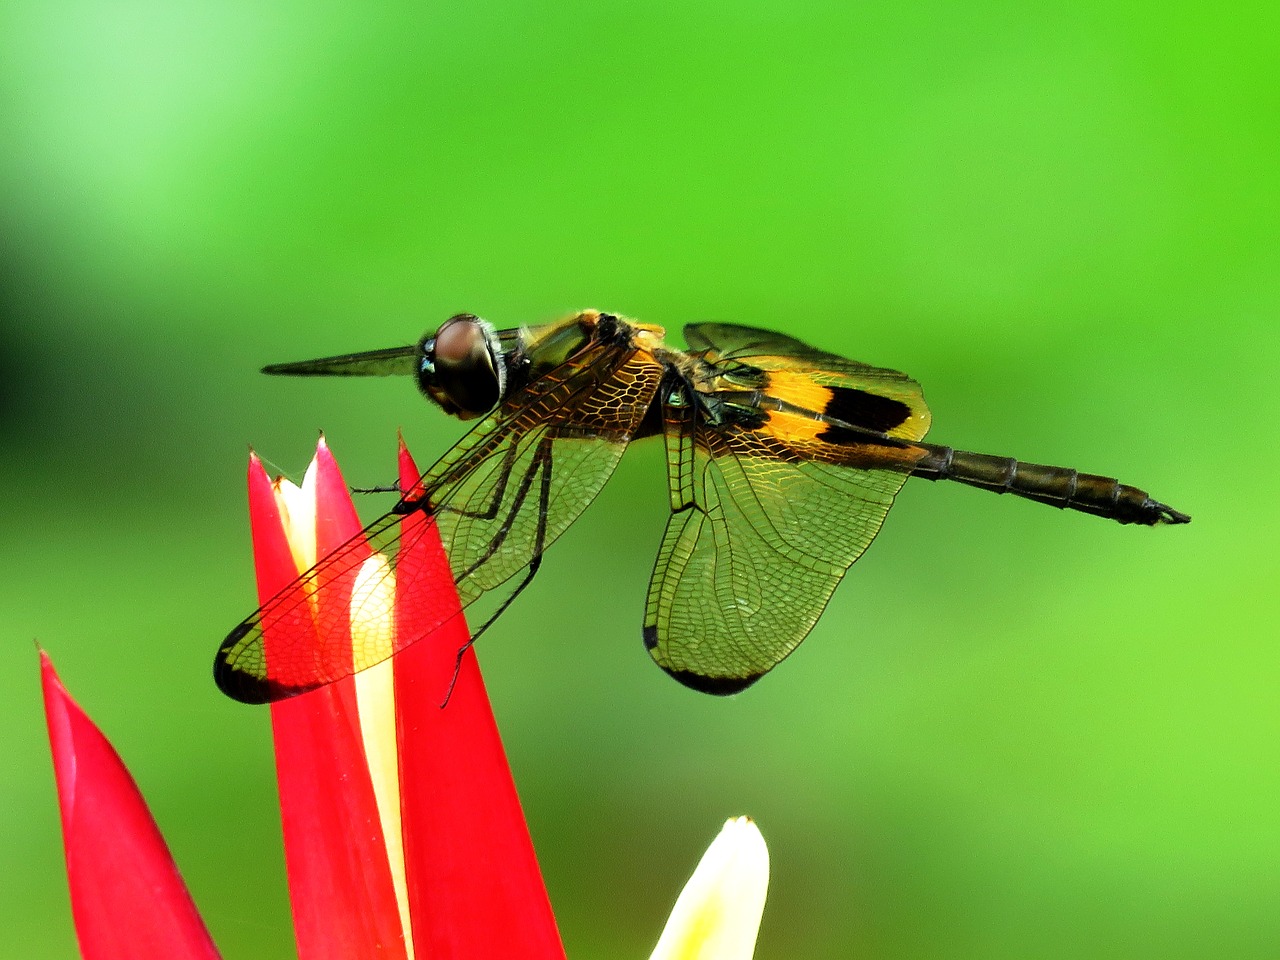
351, 481, 402, 495
429, 438, 523, 520
440, 440, 555, 707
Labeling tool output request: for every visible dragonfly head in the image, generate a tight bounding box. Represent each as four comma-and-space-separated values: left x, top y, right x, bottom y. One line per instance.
417, 314, 508, 420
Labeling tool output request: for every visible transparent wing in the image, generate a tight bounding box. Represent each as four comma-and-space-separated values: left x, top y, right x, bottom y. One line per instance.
684, 322, 830, 359
217, 341, 663, 703
262, 345, 419, 377
684, 322, 896, 374
644, 348, 932, 694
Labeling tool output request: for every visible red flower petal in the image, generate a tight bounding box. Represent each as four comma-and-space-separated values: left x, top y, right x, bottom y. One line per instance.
393, 437, 566, 959
41, 652, 220, 960
248, 445, 409, 960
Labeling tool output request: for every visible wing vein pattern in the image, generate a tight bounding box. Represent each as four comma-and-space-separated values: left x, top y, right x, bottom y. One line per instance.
217, 336, 663, 701
644, 323, 932, 694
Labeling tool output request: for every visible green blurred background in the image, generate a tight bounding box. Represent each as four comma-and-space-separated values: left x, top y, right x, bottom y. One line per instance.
2, 1, 1276, 957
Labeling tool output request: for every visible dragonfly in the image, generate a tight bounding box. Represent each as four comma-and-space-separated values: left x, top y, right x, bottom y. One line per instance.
215, 310, 1189, 703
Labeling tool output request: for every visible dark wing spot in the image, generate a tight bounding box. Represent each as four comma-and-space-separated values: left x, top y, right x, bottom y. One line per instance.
661, 665, 764, 696
213, 661, 299, 705
642, 624, 659, 650
645, 626, 765, 695
823, 386, 912, 433
815, 423, 871, 446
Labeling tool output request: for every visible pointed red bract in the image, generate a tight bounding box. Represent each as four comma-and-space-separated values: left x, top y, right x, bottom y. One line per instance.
239, 435, 562, 958
41, 653, 221, 960
250, 444, 408, 960
393, 438, 566, 959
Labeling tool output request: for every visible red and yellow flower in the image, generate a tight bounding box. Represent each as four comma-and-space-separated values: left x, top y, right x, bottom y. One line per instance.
42, 437, 769, 959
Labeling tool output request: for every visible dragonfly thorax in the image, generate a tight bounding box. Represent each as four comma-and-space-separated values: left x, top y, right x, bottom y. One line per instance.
417, 314, 508, 420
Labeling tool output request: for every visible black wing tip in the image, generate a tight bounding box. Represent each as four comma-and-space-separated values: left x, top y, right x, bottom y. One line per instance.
213, 660, 309, 704
642, 624, 659, 650
644, 625, 767, 695
661, 665, 765, 696
214, 625, 307, 705
213, 662, 265, 704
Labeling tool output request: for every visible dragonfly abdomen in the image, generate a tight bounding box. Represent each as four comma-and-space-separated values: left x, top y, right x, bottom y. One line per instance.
911, 446, 1190, 526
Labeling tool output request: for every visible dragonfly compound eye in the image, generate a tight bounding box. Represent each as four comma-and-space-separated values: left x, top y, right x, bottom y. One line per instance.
417, 314, 507, 419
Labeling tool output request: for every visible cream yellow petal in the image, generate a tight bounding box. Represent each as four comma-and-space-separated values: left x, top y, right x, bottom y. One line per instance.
271, 461, 317, 574
649, 817, 769, 960
351, 554, 414, 957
